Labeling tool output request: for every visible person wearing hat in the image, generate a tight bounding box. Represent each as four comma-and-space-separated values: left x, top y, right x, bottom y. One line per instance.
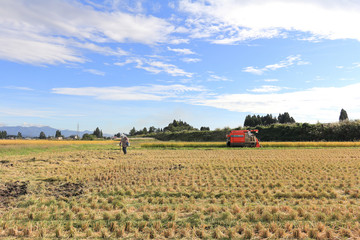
119, 133, 130, 154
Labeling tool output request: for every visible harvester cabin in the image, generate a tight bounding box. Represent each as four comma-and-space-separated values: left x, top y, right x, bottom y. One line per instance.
226, 130, 260, 147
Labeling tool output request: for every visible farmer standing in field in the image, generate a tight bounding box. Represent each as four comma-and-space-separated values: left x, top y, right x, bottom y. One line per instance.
120, 134, 130, 154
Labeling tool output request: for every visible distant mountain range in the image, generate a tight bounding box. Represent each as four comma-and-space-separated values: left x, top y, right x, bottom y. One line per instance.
0, 126, 112, 138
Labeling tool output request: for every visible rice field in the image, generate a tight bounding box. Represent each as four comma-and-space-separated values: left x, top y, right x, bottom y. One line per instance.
0, 139, 111, 145
141, 141, 360, 148
0, 139, 118, 157
1, 140, 360, 239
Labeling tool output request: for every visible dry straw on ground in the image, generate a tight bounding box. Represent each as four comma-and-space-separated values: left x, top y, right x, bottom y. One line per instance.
1, 140, 360, 238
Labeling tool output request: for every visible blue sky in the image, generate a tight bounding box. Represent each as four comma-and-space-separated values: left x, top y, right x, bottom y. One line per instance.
1, 0, 360, 134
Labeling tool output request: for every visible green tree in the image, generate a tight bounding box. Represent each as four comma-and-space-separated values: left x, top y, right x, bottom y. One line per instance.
82, 133, 96, 140
148, 126, 156, 133
55, 130, 62, 138
17, 132, 22, 139
163, 120, 195, 132
0, 131, 7, 139
93, 127, 103, 138
250, 115, 261, 126
339, 109, 348, 121
142, 127, 148, 134
244, 115, 254, 127
129, 127, 136, 136
261, 114, 277, 125
278, 112, 295, 124
39, 131, 46, 139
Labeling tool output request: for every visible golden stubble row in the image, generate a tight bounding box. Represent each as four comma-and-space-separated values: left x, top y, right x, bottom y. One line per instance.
142, 141, 360, 148
0, 139, 112, 145
2, 148, 360, 239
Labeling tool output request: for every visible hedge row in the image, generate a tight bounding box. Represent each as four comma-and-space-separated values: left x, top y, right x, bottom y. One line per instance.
142, 121, 360, 142
255, 121, 360, 141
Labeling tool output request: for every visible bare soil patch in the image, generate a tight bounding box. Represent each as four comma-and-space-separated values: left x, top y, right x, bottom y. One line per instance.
52, 182, 84, 198
0, 181, 28, 205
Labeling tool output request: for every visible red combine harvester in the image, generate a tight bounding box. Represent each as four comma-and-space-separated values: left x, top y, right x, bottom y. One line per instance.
226, 130, 261, 148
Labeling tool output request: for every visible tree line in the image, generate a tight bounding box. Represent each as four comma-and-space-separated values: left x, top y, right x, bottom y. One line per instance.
128, 109, 356, 142
244, 112, 295, 127
124, 120, 210, 136
140, 120, 360, 142
0, 109, 352, 141
0, 131, 23, 139
37, 127, 105, 140
126, 113, 296, 138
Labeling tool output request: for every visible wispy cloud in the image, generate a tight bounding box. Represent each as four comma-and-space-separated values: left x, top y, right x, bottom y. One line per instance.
115, 57, 193, 77
182, 58, 201, 63
247, 85, 286, 93
167, 47, 195, 55
83, 69, 105, 76
3, 86, 34, 91
354, 63, 360, 68
0, 0, 174, 65
179, 0, 360, 43
208, 74, 232, 82
339, 78, 355, 81
52, 84, 206, 101
0, 108, 54, 118
21, 122, 47, 127
264, 79, 279, 82
192, 82, 360, 123
0, 107, 85, 118
335, 62, 360, 70
243, 55, 305, 75
0, 32, 85, 65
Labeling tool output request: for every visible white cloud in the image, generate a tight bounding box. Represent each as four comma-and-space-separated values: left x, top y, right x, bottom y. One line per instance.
0, 108, 55, 118
0, 0, 174, 65
74, 42, 128, 56
247, 85, 285, 93
22, 122, 47, 127
208, 74, 232, 82
339, 78, 355, 81
243, 66, 265, 75
0, 32, 85, 65
108, 0, 145, 13
3, 86, 34, 91
52, 84, 206, 101
0, 108, 85, 118
179, 0, 360, 43
182, 58, 201, 63
192, 82, 360, 123
115, 57, 193, 77
167, 47, 195, 55
212, 28, 282, 44
83, 69, 105, 76
314, 76, 325, 81
168, 2, 176, 9
335, 62, 360, 70
264, 79, 279, 82
114, 59, 135, 67
168, 38, 190, 44
352, 63, 360, 68
243, 55, 304, 75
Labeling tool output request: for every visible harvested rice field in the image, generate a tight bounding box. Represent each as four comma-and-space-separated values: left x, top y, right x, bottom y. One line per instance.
1, 141, 360, 239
